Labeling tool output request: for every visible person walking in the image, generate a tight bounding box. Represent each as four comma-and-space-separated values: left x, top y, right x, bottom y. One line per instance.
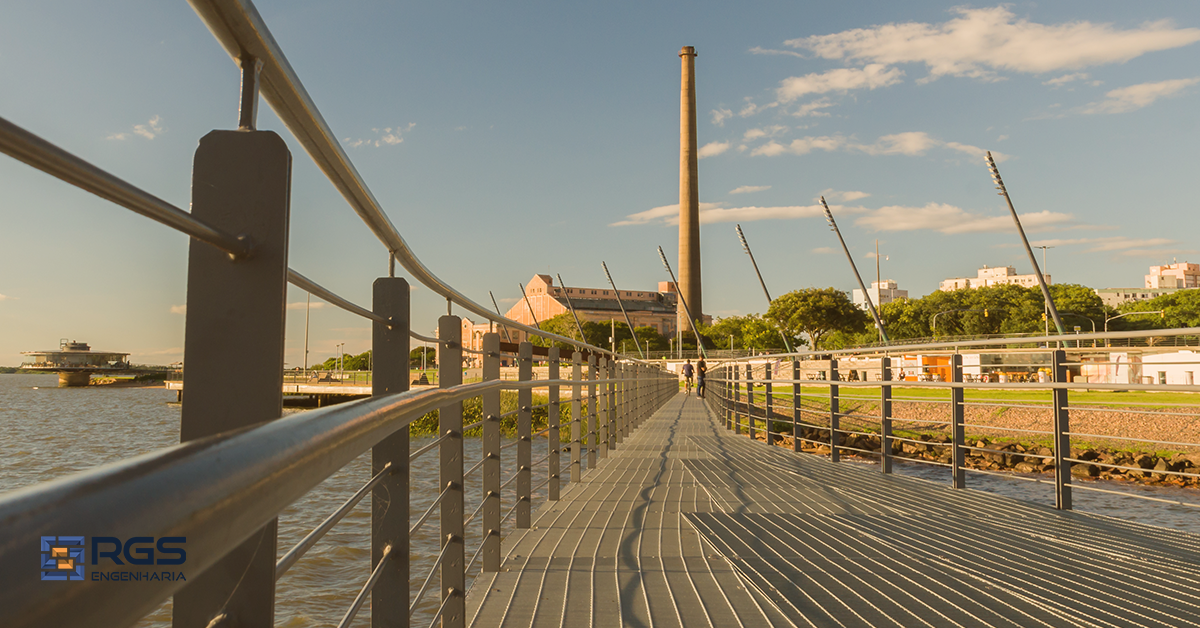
681, 359, 694, 394
696, 357, 707, 399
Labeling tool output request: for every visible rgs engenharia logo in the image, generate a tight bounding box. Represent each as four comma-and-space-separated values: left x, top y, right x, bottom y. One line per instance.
40, 536, 187, 582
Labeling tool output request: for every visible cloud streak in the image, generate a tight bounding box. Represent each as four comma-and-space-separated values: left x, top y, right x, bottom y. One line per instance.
107, 115, 163, 141
344, 123, 416, 148
855, 203, 1074, 234
698, 141, 730, 159
730, 185, 771, 195
776, 64, 904, 101
784, 7, 1200, 82
611, 202, 863, 227
1081, 78, 1200, 114
749, 131, 1008, 162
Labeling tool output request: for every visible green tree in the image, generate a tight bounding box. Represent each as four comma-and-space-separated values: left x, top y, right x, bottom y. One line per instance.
316, 350, 371, 371
1118, 289, 1200, 329
701, 314, 800, 351
766, 288, 869, 350
410, 346, 436, 368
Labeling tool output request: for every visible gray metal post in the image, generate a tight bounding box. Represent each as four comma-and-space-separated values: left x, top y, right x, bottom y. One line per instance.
951, 354, 965, 489
829, 357, 840, 462
792, 360, 801, 452
607, 359, 617, 452
733, 366, 741, 434
517, 341, 533, 528
548, 347, 561, 501
481, 333, 501, 571
571, 352, 582, 482
1052, 349, 1072, 509
880, 356, 893, 474
588, 355, 598, 469
372, 277, 409, 628
616, 363, 626, 444
438, 316, 465, 628
746, 363, 756, 440
765, 362, 775, 445
175, 129, 290, 628
598, 357, 609, 459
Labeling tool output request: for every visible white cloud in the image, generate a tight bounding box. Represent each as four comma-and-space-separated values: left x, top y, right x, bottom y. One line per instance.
742, 126, 788, 141
776, 64, 904, 102
792, 99, 836, 118
730, 185, 771, 195
0, 293, 12, 301
811, 247, 836, 254
1043, 72, 1091, 87
287, 301, 329, 310
697, 141, 731, 159
1081, 78, 1200, 114
819, 189, 870, 202
855, 203, 1075, 234
107, 115, 163, 141
710, 108, 733, 126
785, 7, 1200, 82
1029, 236, 1176, 252
611, 201, 856, 227
749, 131, 1008, 162
169, 305, 186, 315
344, 123, 416, 148
749, 46, 805, 58
1117, 248, 1200, 258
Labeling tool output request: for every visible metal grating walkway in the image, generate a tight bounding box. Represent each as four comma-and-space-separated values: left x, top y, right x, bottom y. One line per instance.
465, 393, 1200, 627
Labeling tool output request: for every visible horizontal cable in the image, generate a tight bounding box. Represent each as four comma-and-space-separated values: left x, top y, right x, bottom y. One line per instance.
276, 461, 392, 579
1068, 482, 1200, 507
0, 115, 251, 258
424, 587, 456, 628
463, 495, 488, 527
336, 543, 391, 628
409, 486, 450, 538
287, 268, 384, 324
1064, 458, 1200, 480
463, 456, 486, 480
1063, 432, 1200, 449
409, 433, 450, 463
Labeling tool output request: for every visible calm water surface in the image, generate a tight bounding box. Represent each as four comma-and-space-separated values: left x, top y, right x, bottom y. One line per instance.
2, 374, 1195, 626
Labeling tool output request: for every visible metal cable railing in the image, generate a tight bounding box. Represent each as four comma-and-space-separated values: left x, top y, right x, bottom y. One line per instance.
709, 335, 1200, 514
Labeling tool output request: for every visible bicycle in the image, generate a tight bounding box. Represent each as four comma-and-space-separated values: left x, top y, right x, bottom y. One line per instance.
683, 376, 693, 394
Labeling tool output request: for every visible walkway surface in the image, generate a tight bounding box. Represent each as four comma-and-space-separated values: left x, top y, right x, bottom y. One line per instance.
465, 393, 1200, 627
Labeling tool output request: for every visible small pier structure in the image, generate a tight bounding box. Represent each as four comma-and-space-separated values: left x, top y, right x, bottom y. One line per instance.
20, 339, 130, 386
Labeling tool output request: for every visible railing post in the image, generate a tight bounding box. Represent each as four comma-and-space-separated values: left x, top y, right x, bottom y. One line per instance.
588, 354, 598, 469
608, 359, 617, 453
616, 362, 626, 445
438, 315, 465, 628
880, 356, 893, 474
1053, 349, 1072, 510
481, 333, 501, 571
571, 351, 582, 482
175, 129, 290, 628
733, 365, 741, 434
372, 277, 409, 628
745, 363, 755, 440
548, 347, 561, 501
517, 341, 532, 528
829, 357, 840, 462
765, 362, 775, 445
792, 359, 801, 453
951, 353, 965, 488
598, 357, 609, 459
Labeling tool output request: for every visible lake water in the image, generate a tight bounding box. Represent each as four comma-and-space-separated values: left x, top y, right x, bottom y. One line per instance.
1, 373, 1196, 626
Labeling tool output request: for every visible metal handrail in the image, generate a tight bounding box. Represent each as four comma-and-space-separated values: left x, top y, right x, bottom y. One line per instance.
186, 0, 624, 359
0, 115, 251, 259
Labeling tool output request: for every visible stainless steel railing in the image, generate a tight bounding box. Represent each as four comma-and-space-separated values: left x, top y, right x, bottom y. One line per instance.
705, 327, 1200, 513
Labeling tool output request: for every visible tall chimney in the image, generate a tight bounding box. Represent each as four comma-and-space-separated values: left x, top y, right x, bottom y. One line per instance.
677, 45, 702, 334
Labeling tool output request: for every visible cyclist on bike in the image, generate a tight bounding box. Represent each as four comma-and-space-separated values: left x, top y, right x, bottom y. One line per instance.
696, 357, 707, 399
681, 359, 694, 394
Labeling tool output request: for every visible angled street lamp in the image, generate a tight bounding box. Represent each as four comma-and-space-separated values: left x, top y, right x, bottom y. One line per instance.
735, 224, 794, 353
488, 291, 513, 343
555, 273, 589, 343
518, 282, 540, 329
821, 197, 889, 343
657, 246, 707, 359
600, 263, 644, 358
987, 151, 1065, 334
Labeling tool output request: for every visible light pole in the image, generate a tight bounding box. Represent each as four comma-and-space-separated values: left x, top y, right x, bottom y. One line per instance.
303, 292, 311, 374
658, 246, 707, 359
987, 152, 1065, 334
821, 197, 889, 342
336, 342, 345, 380
1034, 245, 1054, 335
600, 263, 644, 358
1105, 310, 1165, 347
735, 224, 793, 352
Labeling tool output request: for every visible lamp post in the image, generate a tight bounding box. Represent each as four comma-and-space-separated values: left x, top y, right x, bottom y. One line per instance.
658, 245, 707, 359
821, 197, 889, 343
1105, 310, 1165, 347
735, 224, 793, 352
1034, 245, 1054, 335
987, 152, 1064, 334
303, 292, 311, 375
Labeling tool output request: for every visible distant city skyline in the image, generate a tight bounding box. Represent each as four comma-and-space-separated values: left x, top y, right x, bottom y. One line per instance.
2, 1, 1199, 365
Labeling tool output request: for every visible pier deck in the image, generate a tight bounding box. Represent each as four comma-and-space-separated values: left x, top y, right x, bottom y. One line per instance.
466, 393, 1200, 627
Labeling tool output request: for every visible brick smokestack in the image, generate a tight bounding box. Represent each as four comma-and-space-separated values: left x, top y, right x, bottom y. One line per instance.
677, 45, 702, 334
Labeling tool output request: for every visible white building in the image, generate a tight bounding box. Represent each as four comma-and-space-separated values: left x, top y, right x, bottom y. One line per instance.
1094, 287, 1180, 309
852, 280, 908, 310
939, 265, 1050, 292
1145, 262, 1200, 289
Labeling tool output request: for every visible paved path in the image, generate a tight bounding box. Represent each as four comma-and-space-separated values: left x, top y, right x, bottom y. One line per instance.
466, 393, 1200, 627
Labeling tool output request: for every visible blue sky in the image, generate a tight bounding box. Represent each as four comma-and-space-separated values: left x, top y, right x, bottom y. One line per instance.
2, 1, 1199, 366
